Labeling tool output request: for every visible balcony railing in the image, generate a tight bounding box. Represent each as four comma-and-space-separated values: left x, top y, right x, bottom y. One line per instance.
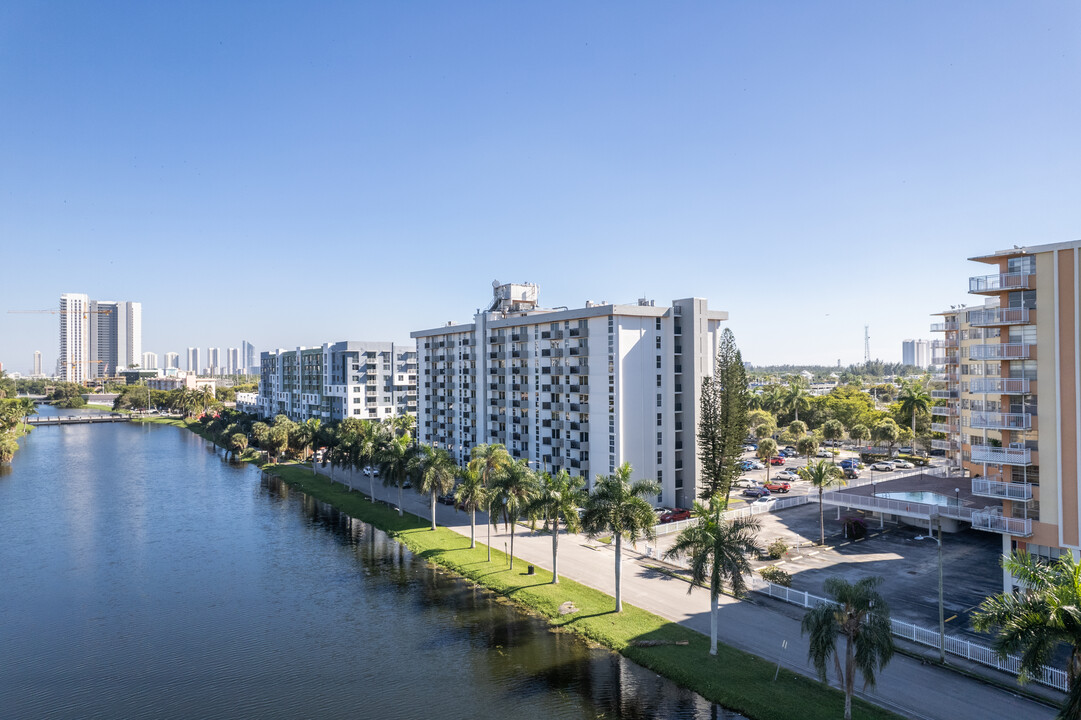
932, 405, 958, 416
969, 272, 1034, 294
967, 412, 1032, 430
968, 377, 1030, 394
931, 389, 958, 399
967, 307, 1030, 327
930, 321, 959, 332
931, 422, 957, 433
970, 511, 1032, 536
970, 445, 1032, 465
968, 343, 1033, 360
972, 478, 1033, 501
931, 439, 955, 451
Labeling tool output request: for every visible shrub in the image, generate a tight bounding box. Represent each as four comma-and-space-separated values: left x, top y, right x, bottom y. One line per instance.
767, 538, 788, 559
843, 516, 867, 540
759, 566, 791, 587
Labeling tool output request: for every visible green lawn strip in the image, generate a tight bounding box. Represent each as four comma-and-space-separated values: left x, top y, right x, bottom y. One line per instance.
264, 462, 899, 720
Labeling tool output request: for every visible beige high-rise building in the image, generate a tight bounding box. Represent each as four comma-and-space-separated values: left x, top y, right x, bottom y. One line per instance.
933, 240, 1081, 590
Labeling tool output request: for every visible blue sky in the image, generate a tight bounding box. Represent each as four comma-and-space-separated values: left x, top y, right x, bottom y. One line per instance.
1, 2, 1078, 375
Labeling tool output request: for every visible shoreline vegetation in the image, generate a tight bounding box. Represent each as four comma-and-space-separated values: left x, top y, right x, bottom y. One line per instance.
143, 415, 898, 720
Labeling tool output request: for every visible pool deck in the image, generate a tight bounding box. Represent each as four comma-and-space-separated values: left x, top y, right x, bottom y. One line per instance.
845, 471, 1001, 512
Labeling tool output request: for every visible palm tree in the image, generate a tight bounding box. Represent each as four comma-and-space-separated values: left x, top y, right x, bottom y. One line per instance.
973, 551, 1081, 719
849, 423, 869, 449
762, 384, 786, 415
228, 432, 248, 460
756, 438, 778, 485
417, 445, 457, 531
872, 418, 901, 457
454, 465, 487, 549
468, 443, 511, 562
379, 434, 417, 516
785, 378, 811, 422
581, 462, 660, 612
802, 576, 895, 720
799, 459, 846, 545
896, 382, 932, 456
797, 434, 819, 466
527, 469, 587, 584
663, 500, 763, 655
490, 459, 537, 570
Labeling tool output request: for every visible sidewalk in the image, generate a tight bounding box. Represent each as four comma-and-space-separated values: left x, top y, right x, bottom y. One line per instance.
324, 465, 1059, 720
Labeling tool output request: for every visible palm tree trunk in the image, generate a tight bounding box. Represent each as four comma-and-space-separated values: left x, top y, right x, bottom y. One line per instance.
844, 635, 855, 720
397, 484, 403, 516
709, 587, 719, 656
430, 492, 437, 531
486, 501, 492, 562
470, 509, 476, 549
369, 470, 375, 503
552, 521, 559, 584
614, 533, 623, 612
819, 487, 825, 546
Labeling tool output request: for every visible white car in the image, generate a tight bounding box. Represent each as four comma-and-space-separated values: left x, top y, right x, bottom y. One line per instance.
363, 465, 380, 476
748, 460, 766, 470
752, 496, 777, 507
891, 459, 914, 469
870, 461, 895, 471
774, 469, 800, 481
816, 449, 833, 458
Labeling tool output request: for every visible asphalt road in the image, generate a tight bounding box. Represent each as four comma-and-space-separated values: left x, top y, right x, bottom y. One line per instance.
318, 462, 1059, 720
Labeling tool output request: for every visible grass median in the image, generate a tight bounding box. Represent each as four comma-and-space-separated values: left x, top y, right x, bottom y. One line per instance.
264, 461, 900, 720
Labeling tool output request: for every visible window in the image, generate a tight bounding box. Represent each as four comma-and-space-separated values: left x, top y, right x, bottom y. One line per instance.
656, 356, 661, 369
657, 432, 662, 445
655, 318, 661, 331
656, 451, 662, 464
655, 336, 661, 349
656, 374, 662, 387
657, 412, 662, 426
657, 393, 662, 407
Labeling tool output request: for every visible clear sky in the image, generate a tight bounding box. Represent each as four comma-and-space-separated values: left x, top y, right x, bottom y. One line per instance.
1, 2, 1078, 375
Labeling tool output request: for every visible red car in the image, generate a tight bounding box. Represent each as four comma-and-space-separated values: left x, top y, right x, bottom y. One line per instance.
762, 480, 791, 493
659, 508, 692, 523
770, 456, 786, 466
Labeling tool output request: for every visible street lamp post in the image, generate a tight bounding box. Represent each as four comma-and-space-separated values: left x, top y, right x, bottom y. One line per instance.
917, 519, 946, 664
954, 487, 960, 508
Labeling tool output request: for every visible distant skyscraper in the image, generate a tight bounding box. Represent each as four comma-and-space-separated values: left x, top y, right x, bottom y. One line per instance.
59, 293, 90, 383
33, 351, 42, 376
241, 340, 256, 375
207, 347, 221, 375
141, 352, 158, 370
88, 300, 142, 377
902, 339, 931, 369
227, 347, 240, 376
164, 352, 180, 369
187, 347, 201, 375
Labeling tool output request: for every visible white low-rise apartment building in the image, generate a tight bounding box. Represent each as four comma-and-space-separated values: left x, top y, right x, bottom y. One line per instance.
411, 283, 728, 508
256, 341, 417, 423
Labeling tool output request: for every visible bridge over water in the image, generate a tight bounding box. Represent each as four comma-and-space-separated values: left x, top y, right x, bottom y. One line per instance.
26, 414, 132, 426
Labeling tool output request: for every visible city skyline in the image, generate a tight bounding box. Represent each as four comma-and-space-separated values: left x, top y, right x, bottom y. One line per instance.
1, 3, 1078, 374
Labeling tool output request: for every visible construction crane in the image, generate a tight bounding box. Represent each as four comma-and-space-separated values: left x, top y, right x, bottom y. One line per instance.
8, 309, 112, 318
58, 359, 105, 386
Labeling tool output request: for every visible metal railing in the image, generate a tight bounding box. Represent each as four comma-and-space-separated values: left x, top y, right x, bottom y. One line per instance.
967, 307, 1030, 326
972, 477, 1033, 501
966, 412, 1032, 430
971, 511, 1032, 536
931, 389, 958, 399
751, 578, 1066, 691
932, 405, 958, 416
968, 377, 1030, 394
970, 445, 1032, 465
931, 439, 955, 451
931, 422, 957, 433
968, 343, 1033, 360
652, 495, 812, 536
929, 321, 959, 332
969, 272, 1034, 293
822, 492, 974, 522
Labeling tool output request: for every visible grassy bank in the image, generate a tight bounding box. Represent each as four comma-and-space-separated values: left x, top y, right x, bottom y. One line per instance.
263, 462, 899, 720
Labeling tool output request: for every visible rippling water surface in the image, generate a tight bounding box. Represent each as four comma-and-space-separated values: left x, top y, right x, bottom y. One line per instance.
0, 409, 742, 719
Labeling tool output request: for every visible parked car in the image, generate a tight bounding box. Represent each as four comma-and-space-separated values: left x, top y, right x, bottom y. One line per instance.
899, 446, 914, 454
747, 460, 765, 470
769, 456, 785, 466
781, 448, 799, 457
752, 495, 777, 506
741, 487, 770, 498
659, 508, 692, 523
816, 449, 832, 458
774, 468, 800, 481
763, 480, 791, 493
740, 460, 756, 471
870, 461, 895, 471
363, 465, 379, 476
742, 443, 758, 452
929, 448, 946, 457
437, 492, 457, 505
844, 468, 860, 479
892, 459, 915, 469
784, 446, 797, 454
735, 478, 759, 489
839, 458, 860, 469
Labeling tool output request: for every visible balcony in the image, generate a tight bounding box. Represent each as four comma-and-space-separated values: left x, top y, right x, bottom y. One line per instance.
969, 272, 1034, 294
967, 307, 1030, 327
970, 511, 1032, 536
931, 439, 955, 451
932, 406, 958, 416
972, 478, 1033, 501
931, 389, 958, 400
970, 445, 1032, 465
968, 343, 1032, 360
967, 412, 1031, 430
968, 377, 1030, 394
930, 321, 959, 332
930, 422, 957, 434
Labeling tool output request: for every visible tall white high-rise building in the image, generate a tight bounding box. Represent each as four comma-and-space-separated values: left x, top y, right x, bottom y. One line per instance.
207, 347, 221, 375
227, 347, 240, 375
187, 347, 201, 375
901, 339, 931, 369
412, 283, 728, 509
164, 352, 180, 369
141, 352, 158, 370
59, 293, 90, 383
88, 300, 142, 377
32, 351, 42, 376
241, 340, 256, 375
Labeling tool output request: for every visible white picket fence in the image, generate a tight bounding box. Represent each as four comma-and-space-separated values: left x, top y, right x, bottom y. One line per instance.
752, 578, 1068, 692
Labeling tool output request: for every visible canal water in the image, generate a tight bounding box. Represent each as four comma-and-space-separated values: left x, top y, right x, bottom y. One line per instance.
0, 409, 742, 719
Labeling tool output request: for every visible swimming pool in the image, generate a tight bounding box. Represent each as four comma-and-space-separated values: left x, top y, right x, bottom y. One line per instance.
878, 491, 960, 507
